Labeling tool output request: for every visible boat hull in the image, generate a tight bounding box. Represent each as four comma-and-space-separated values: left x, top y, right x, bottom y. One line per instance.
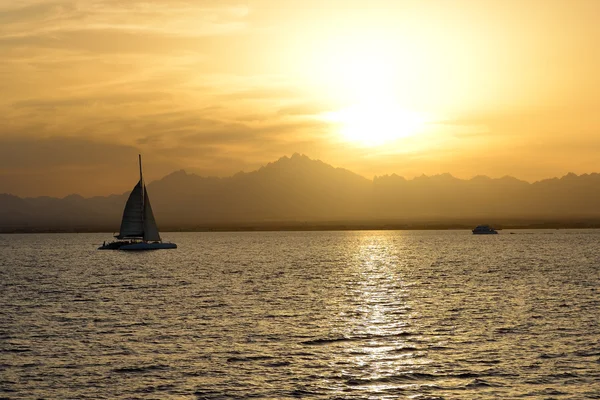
98, 241, 130, 250
472, 231, 498, 234
121, 242, 177, 251
98, 241, 177, 250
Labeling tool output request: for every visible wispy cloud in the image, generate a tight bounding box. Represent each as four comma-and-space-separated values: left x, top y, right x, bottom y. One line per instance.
0, 1, 249, 39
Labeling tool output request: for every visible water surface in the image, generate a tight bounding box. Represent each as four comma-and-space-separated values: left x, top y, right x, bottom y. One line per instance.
1, 230, 599, 399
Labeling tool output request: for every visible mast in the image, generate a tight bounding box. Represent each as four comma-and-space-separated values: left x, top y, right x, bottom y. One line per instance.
139, 154, 143, 185
139, 154, 145, 228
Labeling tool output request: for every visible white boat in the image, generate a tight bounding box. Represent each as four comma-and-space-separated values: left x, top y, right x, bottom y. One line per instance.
472, 225, 498, 234
98, 155, 177, 251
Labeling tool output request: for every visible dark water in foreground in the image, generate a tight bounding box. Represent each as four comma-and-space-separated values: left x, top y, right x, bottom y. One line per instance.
1, 230, 599, 399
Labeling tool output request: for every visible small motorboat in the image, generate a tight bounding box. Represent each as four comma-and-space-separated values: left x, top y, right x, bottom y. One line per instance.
472, 225, 498, 234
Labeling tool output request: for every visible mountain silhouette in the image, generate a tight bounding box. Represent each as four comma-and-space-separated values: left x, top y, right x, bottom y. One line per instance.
2, 153, 600, 232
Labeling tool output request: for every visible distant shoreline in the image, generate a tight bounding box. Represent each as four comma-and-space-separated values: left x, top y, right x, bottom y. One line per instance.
3, 220, 600, 234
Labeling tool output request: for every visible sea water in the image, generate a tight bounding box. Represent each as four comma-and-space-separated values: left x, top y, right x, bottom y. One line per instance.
1, 230, 599, 399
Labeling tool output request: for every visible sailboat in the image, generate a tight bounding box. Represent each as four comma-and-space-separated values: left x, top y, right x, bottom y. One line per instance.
98, 155, 177, 251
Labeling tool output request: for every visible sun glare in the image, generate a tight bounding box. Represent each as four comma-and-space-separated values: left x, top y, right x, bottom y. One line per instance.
324, 101, 428, 147
312, 35, 429, 146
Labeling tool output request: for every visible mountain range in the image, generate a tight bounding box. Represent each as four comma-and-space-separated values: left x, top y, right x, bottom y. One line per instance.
2, 153, 600, 232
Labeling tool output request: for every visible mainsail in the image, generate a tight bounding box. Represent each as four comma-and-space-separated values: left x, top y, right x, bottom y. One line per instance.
143, 187, 161, 242
116, 155, 162, 242
117, 181, 144, 239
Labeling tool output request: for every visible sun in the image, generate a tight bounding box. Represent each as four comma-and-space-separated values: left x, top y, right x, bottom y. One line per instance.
323, 101, 428, 147
312, 36, 429, 146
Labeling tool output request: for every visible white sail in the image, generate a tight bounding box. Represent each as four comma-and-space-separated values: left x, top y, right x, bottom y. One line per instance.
117, 181, 144, 239
143, 187, 161, 242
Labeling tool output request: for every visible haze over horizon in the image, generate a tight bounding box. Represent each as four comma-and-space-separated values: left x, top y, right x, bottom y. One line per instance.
4, 152, 600, 233
1, 1, 599, 198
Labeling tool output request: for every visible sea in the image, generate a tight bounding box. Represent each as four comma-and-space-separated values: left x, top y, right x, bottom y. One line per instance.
1, 230, 599, 399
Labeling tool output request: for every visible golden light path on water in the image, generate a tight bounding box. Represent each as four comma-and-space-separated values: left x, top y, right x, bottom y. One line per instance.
337, 233, 426, 396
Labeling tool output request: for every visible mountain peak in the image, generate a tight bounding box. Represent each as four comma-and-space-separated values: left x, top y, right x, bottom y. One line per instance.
264, 153, 317, 170
164, 169, 188, 178
561, 172, 578, 180
63, 194, 85, 201
278, 153, 311, 163
291, 152, 308, 160
155, 169, 194, 183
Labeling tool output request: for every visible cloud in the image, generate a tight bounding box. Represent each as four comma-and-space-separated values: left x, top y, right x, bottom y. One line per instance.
133, 115, 330, 155
0, 136, 138, 170
0, 1, 249, 40
217, 87, 299, 101
13, 92, 172, 110
276, 103, 327, 117
0, 0, 315, 163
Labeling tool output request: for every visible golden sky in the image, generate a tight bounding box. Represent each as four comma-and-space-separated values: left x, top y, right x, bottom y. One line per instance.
1, 0, 599, 197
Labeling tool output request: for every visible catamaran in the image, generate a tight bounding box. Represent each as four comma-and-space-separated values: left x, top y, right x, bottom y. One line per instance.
98, 155, 177, 250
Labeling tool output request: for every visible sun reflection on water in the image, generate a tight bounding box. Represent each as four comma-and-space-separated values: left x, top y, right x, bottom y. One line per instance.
333, 232, 429, 395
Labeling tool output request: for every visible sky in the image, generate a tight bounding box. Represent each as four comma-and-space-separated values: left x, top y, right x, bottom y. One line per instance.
1, 0, 599, 197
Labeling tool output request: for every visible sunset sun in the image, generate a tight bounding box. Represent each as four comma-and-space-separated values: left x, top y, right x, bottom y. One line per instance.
324, 101, 428, 146
312, 35, 429, 146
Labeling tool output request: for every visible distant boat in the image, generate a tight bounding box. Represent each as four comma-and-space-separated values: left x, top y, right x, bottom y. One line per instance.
98, 155, 177, 251
472, 225, 498, 235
